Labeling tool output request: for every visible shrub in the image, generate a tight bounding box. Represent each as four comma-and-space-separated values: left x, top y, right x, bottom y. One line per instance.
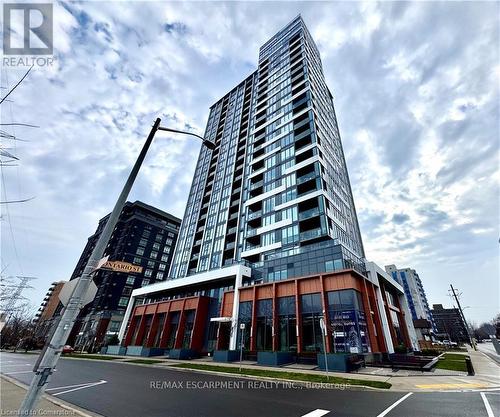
394, 344, 408, 354
420, 349, 440, 356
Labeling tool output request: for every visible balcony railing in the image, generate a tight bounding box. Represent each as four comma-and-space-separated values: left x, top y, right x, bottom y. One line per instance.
299, 207, 321, 221
246, 228, 258, 237
247, 210, 262, 220
300, 228, 323, 241
250, 180, 263, 190
297, 172, 317, 185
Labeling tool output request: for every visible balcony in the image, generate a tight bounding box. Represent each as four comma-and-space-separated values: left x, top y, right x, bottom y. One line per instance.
246, 228, 258, 237
247, 210, 262, 220
297, 172, 317, 185
227, 227, 237, 235
225, 242, 236, 251
300, 228, 323, 241
299, 207, 321, 221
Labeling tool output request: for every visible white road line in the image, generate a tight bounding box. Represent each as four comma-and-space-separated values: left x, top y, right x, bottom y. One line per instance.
0, 363, 31, 367
3, 370, 33, 375
481, 392, 495, 417
300, 409, 330, 417
47, 381, 107, 391
376, 392, 413, 417
52, 380, 107, 396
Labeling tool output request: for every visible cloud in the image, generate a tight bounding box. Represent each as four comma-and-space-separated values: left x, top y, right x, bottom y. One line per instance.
1, 1, 498, 323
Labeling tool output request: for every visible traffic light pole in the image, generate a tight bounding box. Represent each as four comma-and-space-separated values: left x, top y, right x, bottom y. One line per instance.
19, 118, 162, 413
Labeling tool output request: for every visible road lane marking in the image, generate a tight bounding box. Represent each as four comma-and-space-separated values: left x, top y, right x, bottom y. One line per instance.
0, 363, 31, 367
481, 393, 494, 417
300, 409, 330, 417
47, 381, 107, 391
376, 392, 413, 417
415, 383, 486, 389
3, 370, 33, 375
52, 380, 107, 396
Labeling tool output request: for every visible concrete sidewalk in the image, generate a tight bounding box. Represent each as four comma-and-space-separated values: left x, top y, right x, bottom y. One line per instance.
0, 375, 98, 416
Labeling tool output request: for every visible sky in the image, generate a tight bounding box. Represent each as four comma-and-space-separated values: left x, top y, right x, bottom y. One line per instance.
1, 1, 498, 325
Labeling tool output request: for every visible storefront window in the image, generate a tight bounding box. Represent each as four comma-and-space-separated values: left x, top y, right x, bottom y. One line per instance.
130, 316, 141, 345
300, 293, 323, 352
153, 313, 166, 347
277, 296, 297, 352
327, 289, 370, 353
238, 301, 252, 350
166, 312, 180, 349
256, 299, 273, 351
390, 310, 404, 346
182, 310, 196, 349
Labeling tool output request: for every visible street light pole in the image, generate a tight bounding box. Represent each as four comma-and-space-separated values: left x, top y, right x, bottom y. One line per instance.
449, 284, 475, 350
20, 118, 213, 413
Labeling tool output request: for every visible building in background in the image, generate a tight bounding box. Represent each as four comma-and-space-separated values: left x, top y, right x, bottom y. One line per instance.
117, 16, 415, 363
385, 265, 436, 336
33, 281, 65, 344
431, 304, 469, 344
68, 201, 181, 349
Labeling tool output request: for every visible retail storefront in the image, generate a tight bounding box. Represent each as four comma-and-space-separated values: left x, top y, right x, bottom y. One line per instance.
121, 266, 412, 358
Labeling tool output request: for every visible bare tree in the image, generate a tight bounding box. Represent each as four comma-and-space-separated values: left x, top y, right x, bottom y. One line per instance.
0, 303, 37, 351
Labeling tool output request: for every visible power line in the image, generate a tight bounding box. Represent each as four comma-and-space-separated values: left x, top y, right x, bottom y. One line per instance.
0, 65, 34, 105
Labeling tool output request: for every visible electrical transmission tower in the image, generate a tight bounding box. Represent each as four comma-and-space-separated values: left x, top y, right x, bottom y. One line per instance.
0, 275, 36, 318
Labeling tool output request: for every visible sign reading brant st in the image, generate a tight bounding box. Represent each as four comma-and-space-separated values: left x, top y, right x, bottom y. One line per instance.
102, 260, 143, 274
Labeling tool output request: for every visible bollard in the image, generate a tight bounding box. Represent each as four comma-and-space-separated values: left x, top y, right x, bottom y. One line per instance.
465, 356, 475, 376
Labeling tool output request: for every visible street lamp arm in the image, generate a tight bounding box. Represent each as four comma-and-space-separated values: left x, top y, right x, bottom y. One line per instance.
157, 126, 215, 150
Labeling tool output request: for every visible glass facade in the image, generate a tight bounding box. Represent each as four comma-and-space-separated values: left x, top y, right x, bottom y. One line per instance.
327, 289, 370, 353
237, 301, 252, 350
277, 296, 297, 352
300, 293, 323, 352
169, 16, 365, 283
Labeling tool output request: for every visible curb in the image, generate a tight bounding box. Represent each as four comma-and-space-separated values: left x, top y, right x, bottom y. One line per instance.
1, 374, 103, 417
163, 365, 393, 391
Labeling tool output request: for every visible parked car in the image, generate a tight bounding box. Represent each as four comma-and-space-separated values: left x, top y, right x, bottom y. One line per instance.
62, 345, 74, 354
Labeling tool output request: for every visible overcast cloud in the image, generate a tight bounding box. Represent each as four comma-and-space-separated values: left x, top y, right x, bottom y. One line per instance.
1, 1, 498, 324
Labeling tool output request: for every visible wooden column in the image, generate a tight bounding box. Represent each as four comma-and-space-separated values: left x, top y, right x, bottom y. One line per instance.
272, 283, 278, 351
319, 275, 332, 353
295, 280, 302, 354
250, 286, 257, 351
361, 278, 380, 352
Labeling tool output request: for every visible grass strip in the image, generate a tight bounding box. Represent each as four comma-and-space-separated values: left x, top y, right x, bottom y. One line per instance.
435, 354, 468, 372
63, 354, 119, 361
171, 363, 391, 389
126, 359, 163, 365
440, 353, 467, 361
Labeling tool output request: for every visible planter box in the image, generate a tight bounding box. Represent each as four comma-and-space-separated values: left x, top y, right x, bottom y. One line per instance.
125, 346, 166, 357
169, 349, 198, 360
257, 351, 294, 366
106, 345, 127, 355
100, 347, 108, 355
213, 350, 240, 363
317, 353, 358, 372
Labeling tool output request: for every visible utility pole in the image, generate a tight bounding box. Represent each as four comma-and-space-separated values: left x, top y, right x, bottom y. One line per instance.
449, 284, 475, 350
20, 118, 214, 413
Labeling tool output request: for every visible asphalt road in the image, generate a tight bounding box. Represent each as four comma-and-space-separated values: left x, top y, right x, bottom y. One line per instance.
1, 352, 499, 417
